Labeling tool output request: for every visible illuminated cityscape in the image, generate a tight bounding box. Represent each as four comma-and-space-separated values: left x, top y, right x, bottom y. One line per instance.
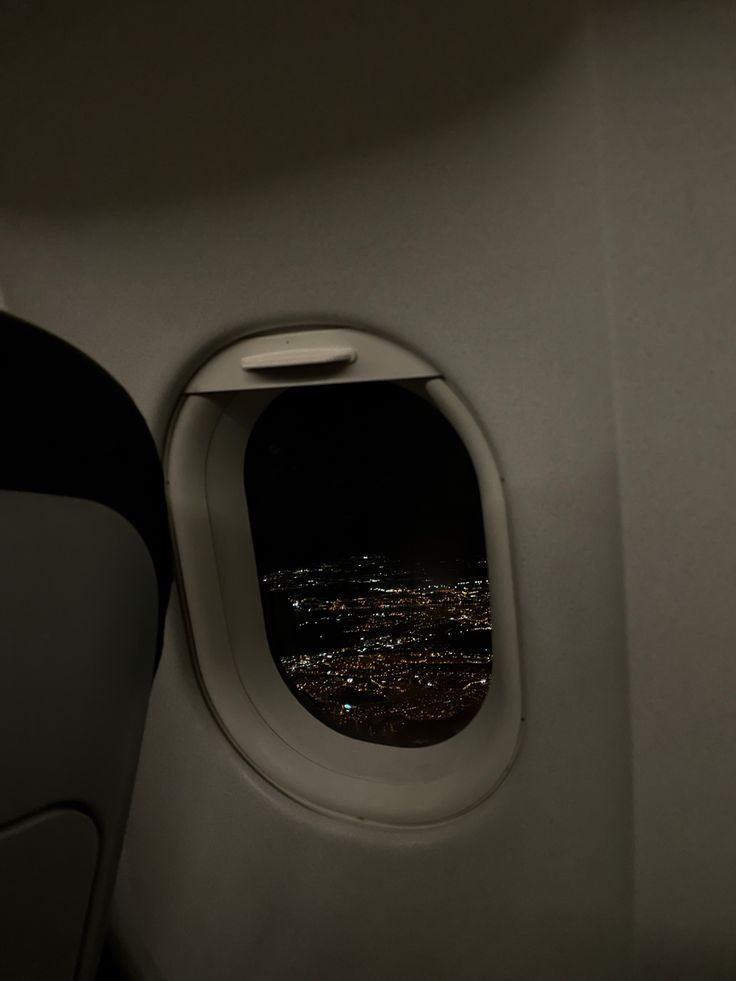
260, 555, 492, 747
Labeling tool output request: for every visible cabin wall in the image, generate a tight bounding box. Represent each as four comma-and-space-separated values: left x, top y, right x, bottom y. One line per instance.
592, 3, 736, 976
0, 2, 734, 978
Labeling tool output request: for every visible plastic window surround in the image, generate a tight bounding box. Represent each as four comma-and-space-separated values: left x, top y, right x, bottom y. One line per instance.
166, 326, 522, 826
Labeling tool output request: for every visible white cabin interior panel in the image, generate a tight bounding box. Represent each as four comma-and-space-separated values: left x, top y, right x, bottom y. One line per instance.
1, 2, 734, 979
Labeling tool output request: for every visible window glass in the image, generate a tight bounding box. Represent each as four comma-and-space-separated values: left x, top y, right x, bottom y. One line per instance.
244, 382, 492, 747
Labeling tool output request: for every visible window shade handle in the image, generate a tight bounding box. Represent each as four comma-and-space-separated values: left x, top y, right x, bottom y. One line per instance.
240, 347, 357, 371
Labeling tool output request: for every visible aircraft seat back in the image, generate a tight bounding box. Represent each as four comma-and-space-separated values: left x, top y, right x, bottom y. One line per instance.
0, 312, 171, 981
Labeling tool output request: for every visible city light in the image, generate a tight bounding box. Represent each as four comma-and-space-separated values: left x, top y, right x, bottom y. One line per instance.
262, 555, 493, 747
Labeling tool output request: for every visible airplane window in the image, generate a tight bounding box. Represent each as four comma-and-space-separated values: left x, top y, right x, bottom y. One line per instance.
244, 381, 492, 747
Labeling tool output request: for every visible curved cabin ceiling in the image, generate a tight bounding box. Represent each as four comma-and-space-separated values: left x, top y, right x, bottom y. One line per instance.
0, 0, 578, 213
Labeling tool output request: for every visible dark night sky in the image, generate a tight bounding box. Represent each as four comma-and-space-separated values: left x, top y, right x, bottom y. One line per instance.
244, 381, 487, 574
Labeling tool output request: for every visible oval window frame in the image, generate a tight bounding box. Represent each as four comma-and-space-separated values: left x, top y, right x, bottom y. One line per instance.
166, 325, 523, 825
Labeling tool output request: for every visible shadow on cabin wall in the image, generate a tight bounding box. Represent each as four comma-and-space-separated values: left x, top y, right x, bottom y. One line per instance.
1, 0, 579, 215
